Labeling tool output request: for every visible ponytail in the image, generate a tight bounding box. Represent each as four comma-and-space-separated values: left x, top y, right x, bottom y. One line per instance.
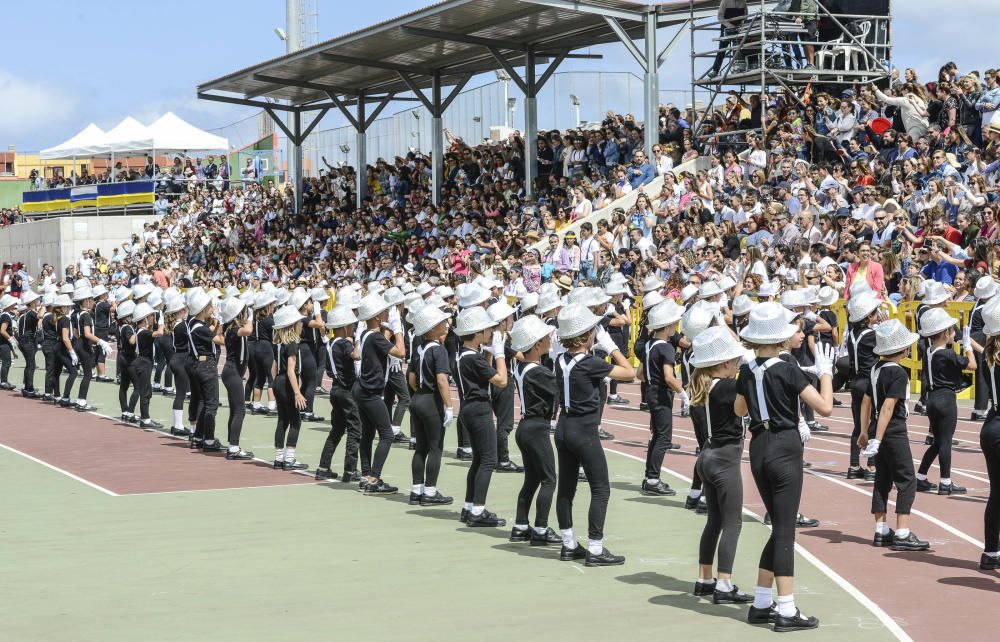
688, 367, 714, 407
986, 335, 1000, 368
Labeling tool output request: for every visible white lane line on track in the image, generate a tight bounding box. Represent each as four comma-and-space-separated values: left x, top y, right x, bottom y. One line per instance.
0, 443, 119, 496
604, 447, 913, 642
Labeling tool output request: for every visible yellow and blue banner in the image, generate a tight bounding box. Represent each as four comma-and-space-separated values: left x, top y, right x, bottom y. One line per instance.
22, 180, 156, 213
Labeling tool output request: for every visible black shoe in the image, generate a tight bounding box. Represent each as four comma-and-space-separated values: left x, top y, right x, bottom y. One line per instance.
641, 480, 676, 496
190, 438, 204, 450
358, 477, 370, 491
693, 580, 716, 596
598, 428, 615, 440
774, 609, 819, 632
408, 438, 416, 450
315, 386, 328, 395
364, 479, 397, 494
846, 467, 864, 480
419, 491, 453, 506
308, 414, 326, 422
314, 468, 339, 481
42, 394, 53, 403
980, 553, 1000, 570
748, 604, 778, 625
459, 508, 469, 523
392, 431, 409, 443
713, 586, 753, 604
120, 413, 136, 424
201, 440, 224, 453
695, 498, 708, 515
796, 513, 820, 528
529, 527, 562, 546
408, 492, 422, 505
639, 402, 649, 411
58, 398, 72, 407
560, 544, 588, 561
495, 460, 524, 473
272, 459, 283, 469
225, 448, 254, 460
139, 419, 163, 429
873, 528, 895, 547
456, 449, 473, 461
170, 427, 192, 437
282, 459, 308, 471
509, 527, 531, 543
972, 410, 990, 421
466, 510, 505, 527
341, 471, 361, 484
890, 532, 930, 551
916, 478, 938, 492
833, 398, 843, 407
578, 470, 588, 482
863, 469, 876, 481
266, 408, 278, 417
684, 495, 700, 509
801, 461, 812, 469
607, 394, 629, 405
914, 402, 926, 415
585, 547, 625, 567
924, 434, 934, 445
763, 513, 771, 525
75, 403, 97, 412
664, 442, 681, 450
938, 482, 967, 495
808, 421, 829, 432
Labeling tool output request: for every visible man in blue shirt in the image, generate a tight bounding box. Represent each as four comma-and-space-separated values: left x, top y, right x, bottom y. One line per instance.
627, 150, 656, 190
920, 241, 958, 284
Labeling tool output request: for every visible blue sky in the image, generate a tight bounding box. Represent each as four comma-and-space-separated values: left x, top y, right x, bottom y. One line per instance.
1, 0, 995, 151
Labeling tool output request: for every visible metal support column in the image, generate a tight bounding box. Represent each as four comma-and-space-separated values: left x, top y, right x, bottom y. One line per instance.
525, 48, 538, 199
643, 10, 658, 161
292, 110, 303, 214
431, 72, 443, 206
356, 91, 367, 210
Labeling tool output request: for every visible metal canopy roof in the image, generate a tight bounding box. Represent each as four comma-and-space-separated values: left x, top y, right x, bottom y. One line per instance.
198, 0, 717, 108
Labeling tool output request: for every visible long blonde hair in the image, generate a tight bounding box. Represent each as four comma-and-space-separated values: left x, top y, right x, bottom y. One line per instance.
274, 324, 299, 345
689, 363, 730, 406
985, 335, 1000, 368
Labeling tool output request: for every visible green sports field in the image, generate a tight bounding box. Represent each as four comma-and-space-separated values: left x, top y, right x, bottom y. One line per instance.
0, 362, 897, 641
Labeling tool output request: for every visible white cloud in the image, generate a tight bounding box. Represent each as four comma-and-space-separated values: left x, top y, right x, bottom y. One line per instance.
0, 68, 77, 145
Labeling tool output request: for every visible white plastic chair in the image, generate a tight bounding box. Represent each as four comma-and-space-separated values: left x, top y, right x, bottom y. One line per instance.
816, 21, 872, 71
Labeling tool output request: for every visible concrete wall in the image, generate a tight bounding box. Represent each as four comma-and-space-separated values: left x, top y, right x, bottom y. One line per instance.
0, 215, 158, 277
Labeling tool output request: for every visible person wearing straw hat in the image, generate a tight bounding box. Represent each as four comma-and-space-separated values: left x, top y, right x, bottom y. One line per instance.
270, 305, 310, 470
219, 298, 254, 459
51, 294, 77, 408
488, 300, 523, 473
250, 291, 278, 417
454, 307, 508, 527
605, 281, 633, 406
291, 289, 326, 425
857, 319, 929, 552
92, 285, 114, 383
128, 302, 162, 429
970, 277, 998, 421
913, 280, 950, 415
633, 289, 668, 413
164, 296, 193, 436
535, 289, 562, 371
737, 302, 836, 632
730, 294, 754, 335
354, 293, 406, 494
640, 300, 687, 497
69, 286, 108, 412
187, 291, 224, 452
845, 292, 883, 481
914, 308, 973, 496
688, 326, 754, 605
39, 295, 60, 401
309, 287, 331, 397
316, 306, 363, 483
381, 287, 411, 448
977, 298, 1000, 569
552, 302, 635, 566
680, 300, 722, 512
814, 287, 841, 408
405, 303, 455, 506
508, 314, 562, 546
114, 300, 138, 422
783, 290, 832, 434
15, 290, 41, 397
0, 295, 17, 390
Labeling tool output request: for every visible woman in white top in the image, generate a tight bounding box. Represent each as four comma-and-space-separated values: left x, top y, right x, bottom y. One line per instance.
572, 186, 593, 220
652, 144, 674, 176
872, 83, 929, 141
825, 100, 857, 147
746, 245, 770, 284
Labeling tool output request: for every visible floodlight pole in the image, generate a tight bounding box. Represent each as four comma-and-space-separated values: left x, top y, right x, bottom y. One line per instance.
431, 72, 444, 207
643, 10, 659, 162
525, 48, 539, 199
356, 91, 367, 210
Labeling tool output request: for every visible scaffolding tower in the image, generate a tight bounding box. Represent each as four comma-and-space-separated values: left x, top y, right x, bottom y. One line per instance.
689, 0, 892, 144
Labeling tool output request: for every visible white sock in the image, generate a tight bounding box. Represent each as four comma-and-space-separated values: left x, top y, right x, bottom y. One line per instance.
985, 551, 1000, 559
916, 473, 927, 481
412, 484, 424, 495
561, 528, 577, 548
275, 448, 284, 462
173, 409, 183, 428
463, 501, 473, 511
253, 402, 262, 410
717, 578, 733, 592
76, 398, 86, 406
423, 486, 436, 497
645, 478, 660, 485
268, 401, 276, 410
875, 521, 889, 535
588, 539, 603, 555
688, 489, 702, 499
696, 577, 713, 585
896, 528, 910, 538
228, 445, 239, 453
392, 425, 401, 435
533, 526, 548, 535
941, 478, 951, 486
753, 586, 773, 610
776, 594, 796, 618
284, 447, 296, 463
462, 447, 472, 454
470, 505, 484, 516
514, 524, 529, 531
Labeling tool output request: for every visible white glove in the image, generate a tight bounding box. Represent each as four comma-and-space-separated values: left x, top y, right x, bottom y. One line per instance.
321, 334, 329, 344
862, 438, 880, 457
714, 308, 726, 327
491, 331, 506, 359
7, 337, 16, 348
798, 417, 811, 444
70, 350, 79, 367
678, 390, 690, 415
550, 419, 558, 431
815, 342, 835, 378
962, 325, 972, 352
803, 311, 817, 322
386, 317, 402, 334
443, 407, 455, 427
595, 326, 618, 355
98, 340, 113, 357
741, 348, 757, 366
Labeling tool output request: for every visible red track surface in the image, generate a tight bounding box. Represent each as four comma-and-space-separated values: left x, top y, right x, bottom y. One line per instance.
0, 393, 313, 495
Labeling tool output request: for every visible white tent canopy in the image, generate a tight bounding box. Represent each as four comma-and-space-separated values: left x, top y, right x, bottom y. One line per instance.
39, 114, 230, 159
39, 123, 107, 160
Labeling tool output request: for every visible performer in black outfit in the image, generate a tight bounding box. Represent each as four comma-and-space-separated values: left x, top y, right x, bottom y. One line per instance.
0, 295, 18, 390
250, 291, 278, 416
130, 302, 163, 429
53, 294, 77, 407
40, 295, 60, 402
554, 302, 636, 567
164, 295, 192, 436
187, 291, 224, 452
219, 298, 254, 460
488, 300, 523, 473
15, 290, 41, 397
508, 315, 563, 545
978, 300, 1000, 570
737, 302, 835, 632
114, 300, 138, 421
271, 305, 309, 470
969, 277, 998, 421
317, 306, 363, 483
293, 289, 326, 423
92, 285, 114, 383
845, 293, 882, 480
